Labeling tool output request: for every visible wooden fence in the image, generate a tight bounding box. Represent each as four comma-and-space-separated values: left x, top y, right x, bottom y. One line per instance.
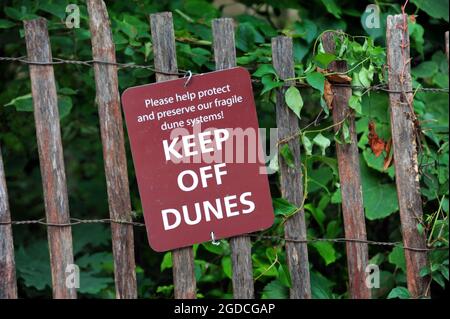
0, 0, 448, 299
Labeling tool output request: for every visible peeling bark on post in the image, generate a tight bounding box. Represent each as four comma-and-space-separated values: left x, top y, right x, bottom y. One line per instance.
386, 14, 429, 298
212, 18, 254, 299
0, 144, 17, 299
150, 12, 197, 299
24, 18, 76, 299
322, 32, 371, 299
87, 0, 137, 299
272, 36, 311, 299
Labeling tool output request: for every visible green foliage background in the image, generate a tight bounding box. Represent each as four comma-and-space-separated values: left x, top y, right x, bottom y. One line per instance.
0, 0, 448, 298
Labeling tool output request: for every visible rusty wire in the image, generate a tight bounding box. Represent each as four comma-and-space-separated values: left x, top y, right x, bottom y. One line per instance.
0, 217, 444, 252
1, 55, 448, 94
0, 56, 188, 76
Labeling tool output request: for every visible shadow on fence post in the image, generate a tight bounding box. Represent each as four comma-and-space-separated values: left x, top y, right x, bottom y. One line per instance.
386, 14, 429, 298
86, 0, 138, 299
24, 18, 76, 299
212, 18, 255, 299
0, 144, 17, 299
272, 36, 312, 299
150, 12, 197, 299
321, 32, 371, 299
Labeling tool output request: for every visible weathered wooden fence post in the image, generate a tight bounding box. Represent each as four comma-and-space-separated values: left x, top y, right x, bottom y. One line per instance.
24, 18, 76, 299
322, 32, 371, 299
386, 14, 429, 298
150, 12, 197, 299
212, 18, 255, 299
272, 36, 311, 299
446, 31, 449, 62
87, 0, 137, 299
0, 144, 17, 299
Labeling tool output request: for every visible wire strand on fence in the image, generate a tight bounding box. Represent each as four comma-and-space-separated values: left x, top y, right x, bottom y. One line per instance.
0, 217, 444, 252
0, 56, 188, 76
1, 56, 448, 94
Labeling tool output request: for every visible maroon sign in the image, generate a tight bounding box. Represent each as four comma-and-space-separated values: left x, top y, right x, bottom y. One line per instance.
122, 67, 274, 252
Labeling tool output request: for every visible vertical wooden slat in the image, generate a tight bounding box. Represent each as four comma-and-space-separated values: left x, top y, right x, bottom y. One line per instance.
0, 144, 17, 298
386, 14, 429, 298
446, 31, 449, 62
322, 32, 371, 299
150, 12, 196, 299
272, 36, 311, 299
86, 0, 137, 299
24, 18, 76, 299
212, 18, 254, 299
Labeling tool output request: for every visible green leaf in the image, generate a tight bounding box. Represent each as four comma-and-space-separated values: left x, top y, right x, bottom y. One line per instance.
221, 256, 232, 279
310, 271, 335, 299
280, 144, 296, 168
388, 246, 407, 272
39, 3, 66, 19
387, 287, 411, 299
253, 64, 277, 77
261, 280, 288, 299
360, 158, 399, 220
278, 265, 292, 288
314, 53, 336, 69
349, 95, 362, 114
58, 96, 73, 119
301, 134, 313, 156
4, 93, 33, 112
15, 240, 51, 290
261, 75, 282, 95
311, 241, 337, 265
409, 22, 425, 56
0, 19, 15, 29
313, 133, 331, 155
306, 72, 325, 94
358, 67, 371, 88
320, 0, 342, 18
161, 252, 172, 271
411, 0, 449, 22
272, 198, 298, 216
78, 272, 114, 295
412, 61, 439, 78
285, 86, 303, 119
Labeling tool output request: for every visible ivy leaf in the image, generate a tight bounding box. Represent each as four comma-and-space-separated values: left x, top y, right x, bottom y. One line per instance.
253, 64, 277, 77
4, 93, 33, 112
285, 86, 303, 119
311, 241, 337, 265
272, 198, 298, 216
261, 75, 282, 95
0, 19, 15, 29
360, 158, 399, 220
221, 256, 232, 279
58, 95, 73, 119
388, 246, 406, 272
320, 0, 342, 18
411, 0, 449, 22
358, 67, 371, 88
349, 95, 362, 114
310, 271, 335, 299
412, 61, 439, 78
161, 252, 172, 271
301, 134, 313, 156
387, 287, 411, 299
313, 52, 336, 69
313, 133, 331, 155
78, 272, 114, 295
262, 280, 288, 299
279, 144, 295, 168
306, 72, 325, 94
